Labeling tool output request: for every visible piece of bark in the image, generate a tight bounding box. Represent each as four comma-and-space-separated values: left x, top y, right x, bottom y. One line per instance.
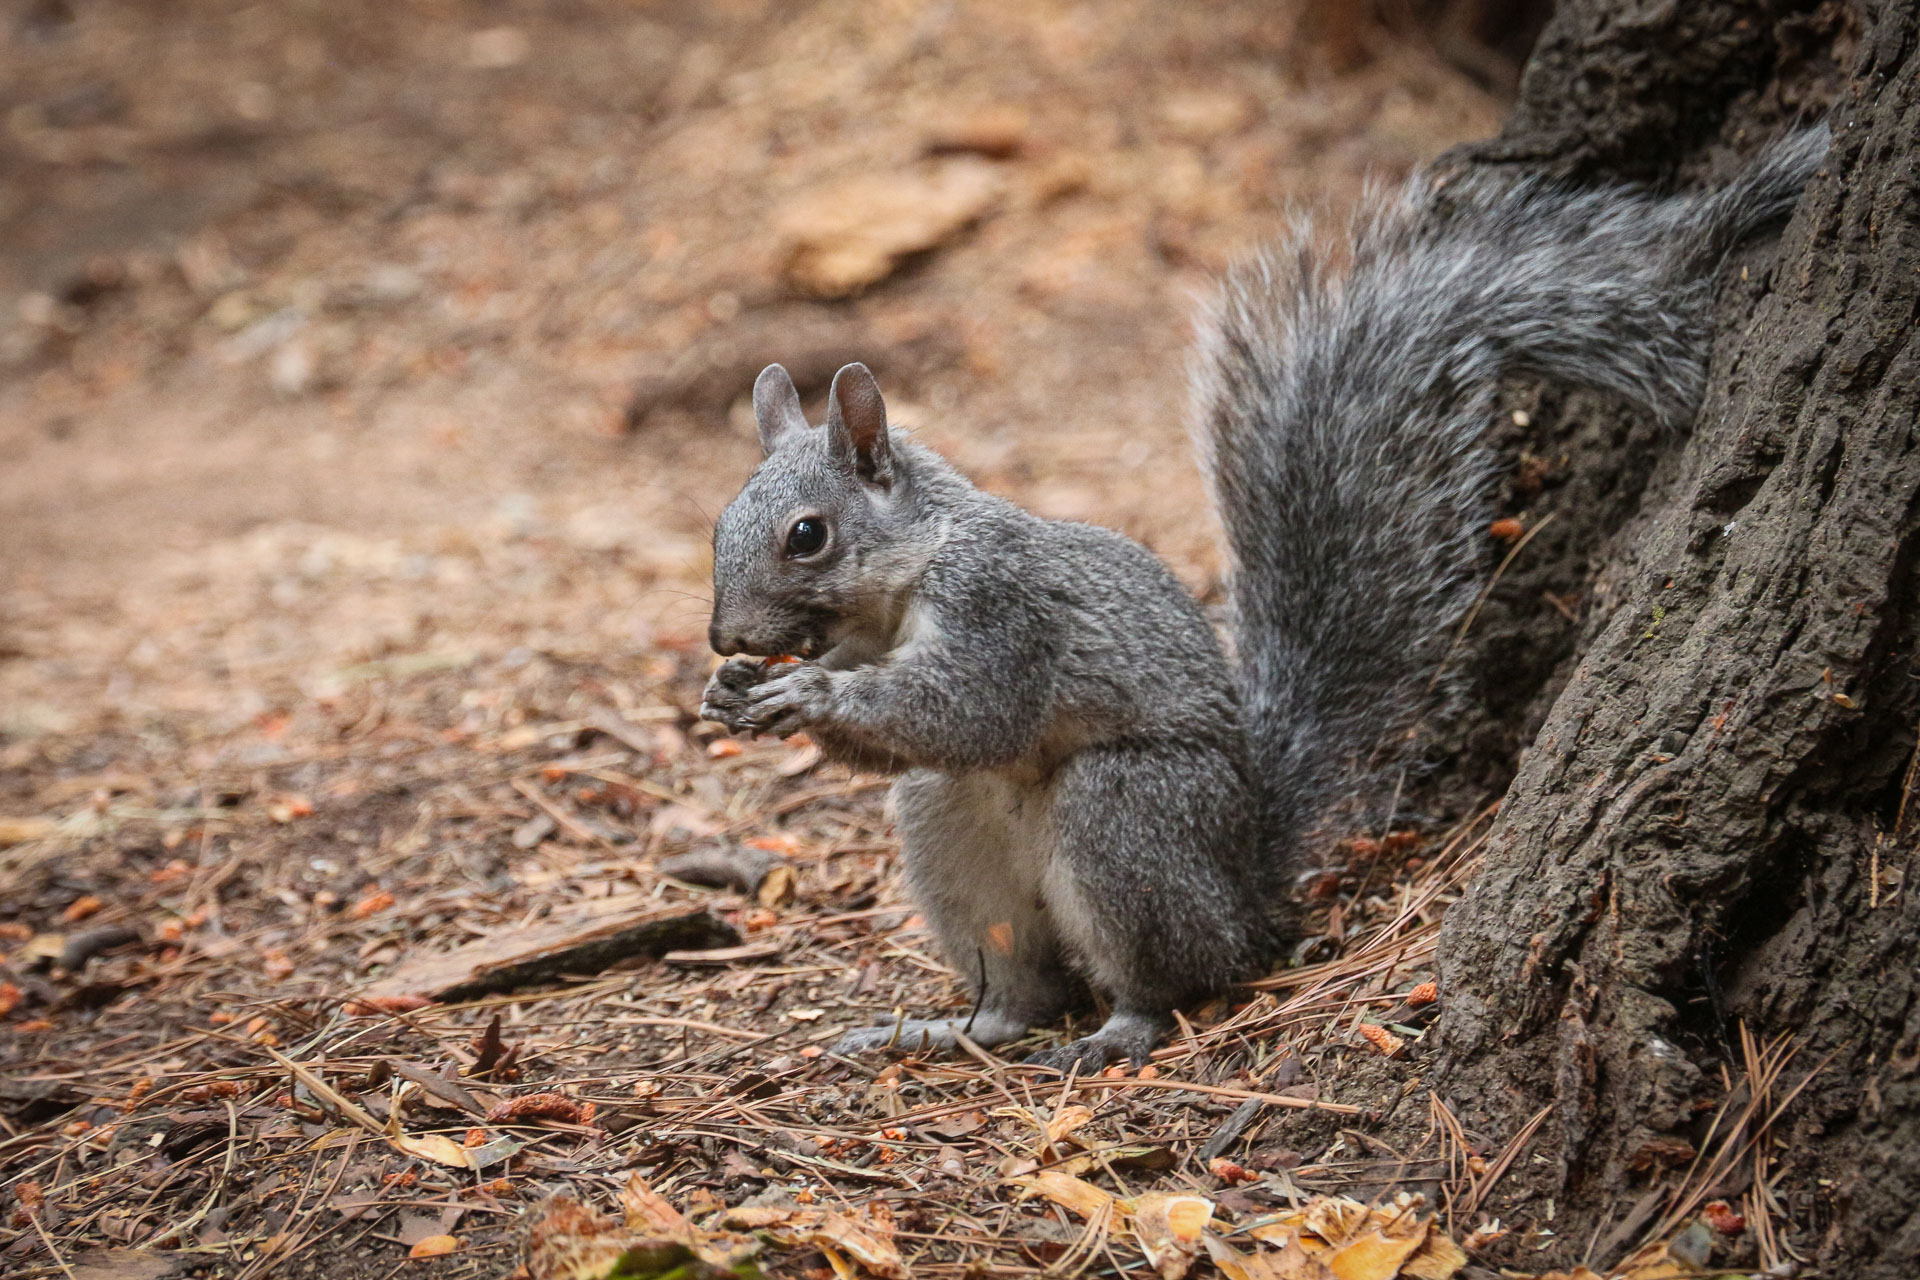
662, 940, 784, 966
65, 1251, 180, 1280
658, 844, 779, 894
58, 924, 141, 970
359, 898, 738, 1002
0, 1076, 88, 1126
387, 1060, 487, 1117
1195, 1097, 1264, 1165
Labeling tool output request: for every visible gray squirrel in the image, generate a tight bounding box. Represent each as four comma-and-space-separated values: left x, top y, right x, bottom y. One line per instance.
699, 128, 1827, 1073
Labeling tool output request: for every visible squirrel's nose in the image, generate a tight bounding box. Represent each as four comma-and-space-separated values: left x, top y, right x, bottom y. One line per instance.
709, 623, 741, 656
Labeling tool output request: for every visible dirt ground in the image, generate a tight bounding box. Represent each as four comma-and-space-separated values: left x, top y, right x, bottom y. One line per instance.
1, 3, 1513, 1277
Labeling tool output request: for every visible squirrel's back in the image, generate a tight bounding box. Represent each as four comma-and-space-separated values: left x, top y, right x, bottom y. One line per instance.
1193, 128, 1827, 847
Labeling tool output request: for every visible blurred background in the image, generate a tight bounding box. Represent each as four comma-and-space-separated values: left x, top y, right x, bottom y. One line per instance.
0, 0, 1539, 751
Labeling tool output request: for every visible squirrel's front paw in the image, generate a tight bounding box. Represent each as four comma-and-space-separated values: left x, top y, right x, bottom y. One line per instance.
738, 665, 835, 739
699, 659, 767, 733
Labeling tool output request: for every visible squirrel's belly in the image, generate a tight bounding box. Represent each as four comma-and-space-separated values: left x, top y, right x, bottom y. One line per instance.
893, 769, 1059, 870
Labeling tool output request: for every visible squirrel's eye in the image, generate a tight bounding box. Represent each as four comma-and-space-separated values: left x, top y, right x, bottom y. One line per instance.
785, 518, 827, 557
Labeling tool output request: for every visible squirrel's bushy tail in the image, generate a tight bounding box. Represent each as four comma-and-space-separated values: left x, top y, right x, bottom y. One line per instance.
1193, 127, 1826, 845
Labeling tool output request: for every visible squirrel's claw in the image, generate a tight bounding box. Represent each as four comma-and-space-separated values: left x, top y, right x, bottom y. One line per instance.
1023, 1035, 1128, 1076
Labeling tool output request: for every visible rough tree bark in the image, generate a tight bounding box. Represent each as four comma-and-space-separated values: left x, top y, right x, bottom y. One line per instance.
1429, 1, 1920, 1276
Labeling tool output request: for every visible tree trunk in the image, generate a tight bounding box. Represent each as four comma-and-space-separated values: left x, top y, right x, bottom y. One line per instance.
1428, 1, 1920, 1276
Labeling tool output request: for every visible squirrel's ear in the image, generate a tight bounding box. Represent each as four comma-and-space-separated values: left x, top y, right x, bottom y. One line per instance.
825, 362, 892, 487
752, 363, 808, 456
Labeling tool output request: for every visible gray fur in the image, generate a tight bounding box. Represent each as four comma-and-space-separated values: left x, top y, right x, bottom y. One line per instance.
1192, 126, 1827, 841
753, 363, 808, 455
705, 370, 1264, 1068
702, 128, 1826, 1070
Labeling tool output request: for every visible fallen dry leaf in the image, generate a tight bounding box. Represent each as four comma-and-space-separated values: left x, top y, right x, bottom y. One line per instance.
1207, 1235, 1332, 1280
409, 1234, 459, 1258
921, 1109, 987, 1139
1246, 1194, 1465, 1280
1129, 1192, 1214, 1280
392, 1132, 473, 1169
718, 1204, 906, 1280
1010, 1169, 1116, 1221
620, 1174, 693, 1239
1044, 1103, 1096, 1147
1387, 1225, 1468, 1279
1321, 1224, 1426, 1280
756, 863, 795, 907
1011, 1174, 1228, 1280
1611, 1222, 1713, 1279
63, 894, 104, 923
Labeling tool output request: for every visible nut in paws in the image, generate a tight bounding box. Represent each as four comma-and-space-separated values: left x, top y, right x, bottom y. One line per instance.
699, 658, 767, 732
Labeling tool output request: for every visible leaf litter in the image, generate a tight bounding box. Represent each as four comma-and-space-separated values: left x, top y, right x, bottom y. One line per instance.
0, 631, 1790, 1280
0, 3, 1801, 1279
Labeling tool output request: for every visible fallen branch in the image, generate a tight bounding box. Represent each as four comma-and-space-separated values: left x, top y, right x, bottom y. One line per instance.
359, 901, 740, 1003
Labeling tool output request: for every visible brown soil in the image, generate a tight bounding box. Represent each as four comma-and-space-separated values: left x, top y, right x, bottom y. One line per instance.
0, 3, 1507, 1278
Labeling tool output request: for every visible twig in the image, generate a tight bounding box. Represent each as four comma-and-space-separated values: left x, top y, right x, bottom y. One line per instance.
510, 775, 611, 846
25, 1213, 77, 1280
1057, 1075, 1364, 1116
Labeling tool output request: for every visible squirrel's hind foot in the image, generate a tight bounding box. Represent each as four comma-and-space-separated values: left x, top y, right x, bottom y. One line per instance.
832, 1019, 961, 1057
831, 1009, 1029, 1057
1023, 1010, 1167, 1076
